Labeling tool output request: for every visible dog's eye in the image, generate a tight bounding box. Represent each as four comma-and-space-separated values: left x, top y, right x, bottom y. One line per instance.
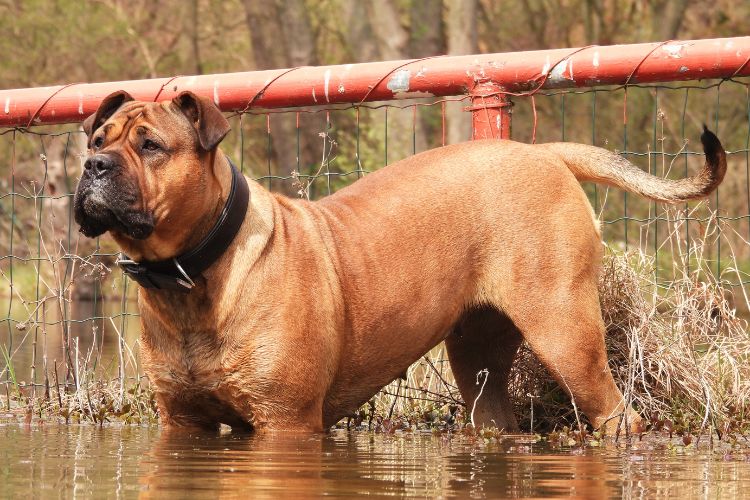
142, 139, 161, 152
92, 136, 104, 149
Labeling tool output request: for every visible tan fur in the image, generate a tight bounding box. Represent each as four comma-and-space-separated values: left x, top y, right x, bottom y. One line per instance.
542, 141, 727, 203
80, 95, 726, 434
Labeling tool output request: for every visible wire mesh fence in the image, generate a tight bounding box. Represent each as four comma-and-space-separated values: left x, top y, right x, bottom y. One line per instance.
1, 73, 749, 421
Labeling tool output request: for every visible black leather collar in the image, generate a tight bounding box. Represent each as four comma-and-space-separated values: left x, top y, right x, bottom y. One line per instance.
117, 157, 249, 293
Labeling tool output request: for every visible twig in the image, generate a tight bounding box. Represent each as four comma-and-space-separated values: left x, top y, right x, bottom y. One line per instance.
387, 379, 401, 420
554, 363, 583, 435
470, 369, 489, 428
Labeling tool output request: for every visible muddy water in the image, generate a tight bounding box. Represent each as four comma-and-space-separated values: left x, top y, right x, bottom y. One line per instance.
1, 425, 749, 498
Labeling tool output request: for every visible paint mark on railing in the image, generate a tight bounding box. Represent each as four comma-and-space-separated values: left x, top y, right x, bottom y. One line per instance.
549, 59, 574, 86
541, 55, 551, 76
663, 43, 687, 59
324, 69, 331, 102
387, 70, 411, 94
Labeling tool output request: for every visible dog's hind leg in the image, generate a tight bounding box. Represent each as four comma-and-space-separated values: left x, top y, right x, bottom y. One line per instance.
445, 306, 523, 431
506, 282, 640, 434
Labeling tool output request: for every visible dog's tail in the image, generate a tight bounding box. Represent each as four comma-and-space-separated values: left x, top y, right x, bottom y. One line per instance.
540, 126, 727, 203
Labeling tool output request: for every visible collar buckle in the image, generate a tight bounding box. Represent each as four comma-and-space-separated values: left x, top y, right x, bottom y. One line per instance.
116, 255, 195, 293
172, 258, 195, 290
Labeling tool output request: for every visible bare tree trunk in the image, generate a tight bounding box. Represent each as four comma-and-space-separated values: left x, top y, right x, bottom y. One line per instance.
410, 0, 445, 146
343, 1, 379, 63
365, 0, 427, 162
366, 0, 409, 61
446, 0, 478, 144
242, 0, 326, 197
651, 0, 691, 40
410, 0, 445, 57
243, 0, 287, 69
278, 0, 317, 67
188, 0, 203, 75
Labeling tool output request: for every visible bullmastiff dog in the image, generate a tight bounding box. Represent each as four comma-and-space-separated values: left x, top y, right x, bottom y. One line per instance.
74, 90, 727, 433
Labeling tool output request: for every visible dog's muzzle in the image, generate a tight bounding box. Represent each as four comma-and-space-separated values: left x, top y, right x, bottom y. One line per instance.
73, 154, 154, 239
84, 154, 118, 178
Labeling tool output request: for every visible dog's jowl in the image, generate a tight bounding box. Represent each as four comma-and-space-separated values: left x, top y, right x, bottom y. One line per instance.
74, 90, 727, 433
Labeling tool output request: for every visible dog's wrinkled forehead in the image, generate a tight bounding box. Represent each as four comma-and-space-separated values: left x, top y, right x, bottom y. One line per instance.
86, 90, 231, 154
92, 101, 147, 143
93, 102, 187, 145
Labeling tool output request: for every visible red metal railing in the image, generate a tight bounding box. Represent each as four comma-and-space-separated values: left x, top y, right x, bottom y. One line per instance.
1, 36, 749, 141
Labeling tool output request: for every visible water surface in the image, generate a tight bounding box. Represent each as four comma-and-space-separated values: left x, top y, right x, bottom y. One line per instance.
1, 424, 748, 498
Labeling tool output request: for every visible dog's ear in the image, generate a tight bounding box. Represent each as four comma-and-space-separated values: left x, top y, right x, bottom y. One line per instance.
82, 91, 134, 138
172, 91, 230, 152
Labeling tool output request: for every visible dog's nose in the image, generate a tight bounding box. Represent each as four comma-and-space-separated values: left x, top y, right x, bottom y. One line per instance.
84, 155, 116, 177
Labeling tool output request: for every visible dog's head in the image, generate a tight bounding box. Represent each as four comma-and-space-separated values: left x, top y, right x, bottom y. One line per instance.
73, 91, 230, 258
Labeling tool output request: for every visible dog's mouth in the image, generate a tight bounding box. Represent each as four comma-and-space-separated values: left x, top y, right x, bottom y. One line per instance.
74, 173, 154, 240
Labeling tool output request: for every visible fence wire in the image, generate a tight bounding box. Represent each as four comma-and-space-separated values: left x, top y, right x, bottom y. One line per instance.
1, 77, 749, 402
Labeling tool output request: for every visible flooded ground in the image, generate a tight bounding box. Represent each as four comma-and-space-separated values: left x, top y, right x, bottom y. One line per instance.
1, 424, 749, 498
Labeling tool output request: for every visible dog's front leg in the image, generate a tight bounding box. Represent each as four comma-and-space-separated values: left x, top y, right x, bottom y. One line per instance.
238, 397, 326, 434
154, 392, 221, 433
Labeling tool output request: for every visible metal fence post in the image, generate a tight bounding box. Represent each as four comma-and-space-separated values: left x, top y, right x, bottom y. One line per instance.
469, 81, 512, 140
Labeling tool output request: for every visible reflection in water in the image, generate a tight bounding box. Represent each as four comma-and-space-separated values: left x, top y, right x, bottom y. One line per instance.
1, 425, 749, 498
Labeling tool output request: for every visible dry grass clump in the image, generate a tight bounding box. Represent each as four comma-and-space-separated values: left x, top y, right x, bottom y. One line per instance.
344, 345, 465, 432
0, 376, 158, 426
598, 247, 750, 437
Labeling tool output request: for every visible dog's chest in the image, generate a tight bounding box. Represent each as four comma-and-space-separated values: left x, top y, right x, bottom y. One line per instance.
143, 326, 227, 395
144, 329, 260, 428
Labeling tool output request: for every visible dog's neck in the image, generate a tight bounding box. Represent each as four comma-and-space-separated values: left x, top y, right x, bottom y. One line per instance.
112, 150, 233, 262
175, 151, 234, 252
